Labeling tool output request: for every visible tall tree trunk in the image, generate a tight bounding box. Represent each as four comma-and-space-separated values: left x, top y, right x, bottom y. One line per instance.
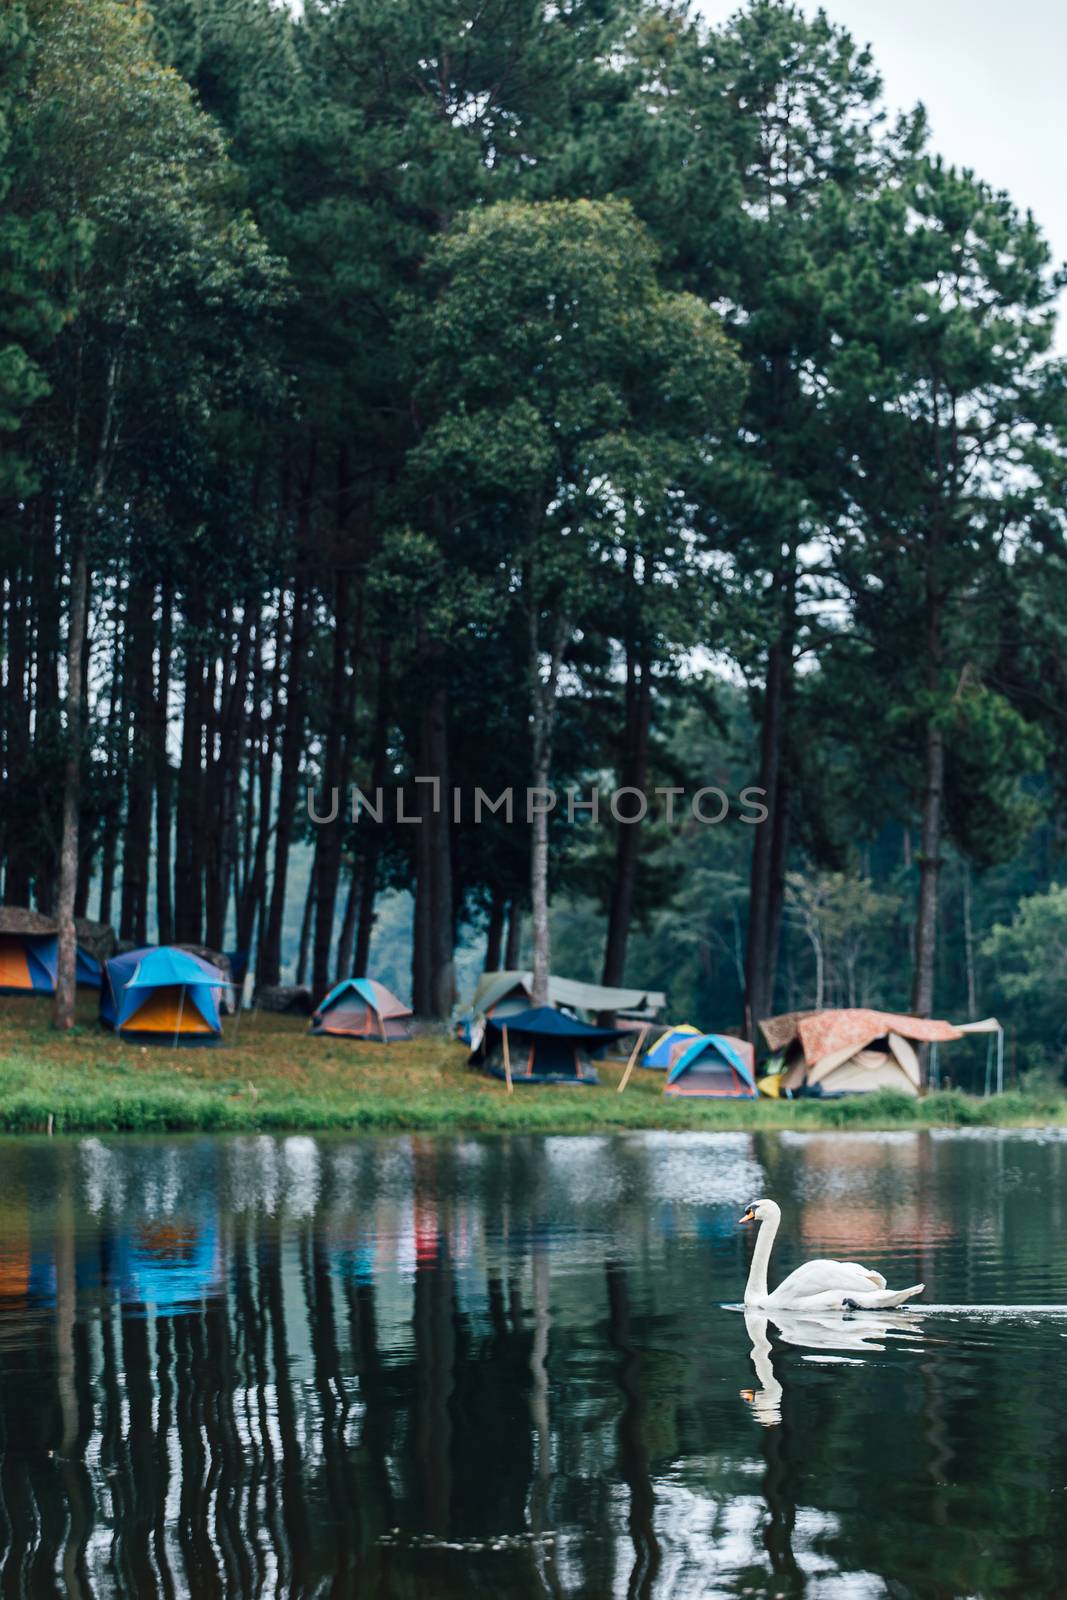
352, 637, 391, 979
504, 900, 523, 968
911, 720, 944, 1017
97, 602, 125, 929
334, 861, 360, 982
911, 552, 945, 1041
483, 888, 506, 973
74, 838, 93, 918
32, 499, 63, 903
962, 860, 977, 1022
601, 632, 651, 990
154, 579, 174, 944
528, 602, 568, 1009
353, 866, 377, 979
311, 568, 357, 1000
174, 596, 206, 944
261, 582, 306, 985
743, 561, 794, 1040
4, 543, 31, 904
296, 857, 316, 988
119, 569, 154, 945
207, 601, 254, 952
239, 611, 277, 961
53, 529, 89, 1031
529, 748, 552, 1007
261, 449, 314, 986
411, 682, 454, 1018
764, 762, 792, 1007
202, 615, 226, 949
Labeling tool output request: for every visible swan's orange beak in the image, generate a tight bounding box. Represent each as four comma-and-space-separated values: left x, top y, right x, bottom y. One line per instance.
740, 1388, 755, 1402
739, 1208, 756, 1225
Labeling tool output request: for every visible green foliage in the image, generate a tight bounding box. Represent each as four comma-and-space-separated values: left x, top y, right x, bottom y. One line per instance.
0, 3, 82, 492
982, 885, 1067, 1054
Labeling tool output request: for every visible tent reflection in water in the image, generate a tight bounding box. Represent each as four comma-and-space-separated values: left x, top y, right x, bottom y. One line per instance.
310, 978, 414, 1041
118, 1215, 221, 1313
472, 1006, 630, 1086
663, 1033, 758, 1098
101, 946, 226, 1045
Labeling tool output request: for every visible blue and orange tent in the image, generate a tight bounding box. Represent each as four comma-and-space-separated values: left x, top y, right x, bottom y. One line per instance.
0, 908, 102, 993
663, 1033, 758, 1098
310, 977, 413, 1040
101, 946, 227, 1045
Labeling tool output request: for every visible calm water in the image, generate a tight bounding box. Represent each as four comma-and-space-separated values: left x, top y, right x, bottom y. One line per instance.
2, 1130, 1067, 1598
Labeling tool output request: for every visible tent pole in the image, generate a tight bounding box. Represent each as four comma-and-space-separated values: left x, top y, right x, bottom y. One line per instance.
996, 1025, 1004, 1095
232, 986, 242, 1044
502, 1025, 514, 1095
174, 985, 185, 1050
617, 1026, 649, 1095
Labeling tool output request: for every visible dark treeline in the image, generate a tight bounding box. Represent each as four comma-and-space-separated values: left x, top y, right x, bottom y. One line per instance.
3, 0, 1067, 1061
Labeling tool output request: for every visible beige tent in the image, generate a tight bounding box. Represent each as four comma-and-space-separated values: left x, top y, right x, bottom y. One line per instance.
762, 1008, 995, 1098
791, 1035, 922, 1097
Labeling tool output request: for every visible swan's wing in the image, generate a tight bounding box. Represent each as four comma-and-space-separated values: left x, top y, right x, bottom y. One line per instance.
768, 1259, 888, 1302
840, 1261, 887, 1289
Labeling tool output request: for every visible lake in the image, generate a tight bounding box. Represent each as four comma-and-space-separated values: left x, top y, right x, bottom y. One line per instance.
1, 1128, 1067, 1598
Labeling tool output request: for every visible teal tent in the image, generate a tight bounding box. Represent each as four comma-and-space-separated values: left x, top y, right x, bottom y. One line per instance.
310, 978, 413, 1040
664, 1034, 757, 1098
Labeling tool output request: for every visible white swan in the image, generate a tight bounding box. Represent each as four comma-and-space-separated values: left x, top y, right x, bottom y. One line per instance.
739, 1198, 924, 1312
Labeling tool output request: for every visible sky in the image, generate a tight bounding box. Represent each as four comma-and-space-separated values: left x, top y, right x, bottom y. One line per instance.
699, 0, 1067, 280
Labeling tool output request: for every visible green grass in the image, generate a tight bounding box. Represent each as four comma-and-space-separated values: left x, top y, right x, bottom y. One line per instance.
0, 996, 1061, 1136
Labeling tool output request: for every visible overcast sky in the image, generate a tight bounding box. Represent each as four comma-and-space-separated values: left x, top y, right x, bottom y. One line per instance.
699, 0, 1066, 280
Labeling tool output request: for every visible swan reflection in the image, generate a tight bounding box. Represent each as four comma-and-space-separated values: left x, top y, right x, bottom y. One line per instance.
742, 1308, 925, 1427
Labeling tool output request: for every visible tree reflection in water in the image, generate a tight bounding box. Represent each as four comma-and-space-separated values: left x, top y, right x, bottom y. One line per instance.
0, 1131, 1065, 1597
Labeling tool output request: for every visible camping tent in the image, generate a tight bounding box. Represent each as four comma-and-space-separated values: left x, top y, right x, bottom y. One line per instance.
0, 907, 103, 993
759, 1008, 972, 1098
310, 978, 413, 1041
663, 1034, 758, 1098
474, 1005, 630, 1086
644, 1024, 702, 1070
102, 946, 226, 1044
470, 970, 666, 1025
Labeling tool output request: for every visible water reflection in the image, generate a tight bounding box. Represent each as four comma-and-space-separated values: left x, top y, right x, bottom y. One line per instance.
0, 1131, 1065, 1595
741, 1309, 925, 1427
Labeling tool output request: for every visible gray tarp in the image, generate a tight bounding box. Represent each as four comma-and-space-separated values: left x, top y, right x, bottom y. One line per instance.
470, 970, 665, 1022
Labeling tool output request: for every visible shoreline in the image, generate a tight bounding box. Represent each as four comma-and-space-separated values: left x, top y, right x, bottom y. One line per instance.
0, 1001, 1060, 1136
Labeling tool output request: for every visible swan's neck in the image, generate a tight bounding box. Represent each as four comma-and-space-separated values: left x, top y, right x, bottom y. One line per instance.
744, 1210, 779, 1305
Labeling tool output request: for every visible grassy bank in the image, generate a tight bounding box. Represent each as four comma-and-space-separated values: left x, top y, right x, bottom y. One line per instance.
0, 996, 1061, 1136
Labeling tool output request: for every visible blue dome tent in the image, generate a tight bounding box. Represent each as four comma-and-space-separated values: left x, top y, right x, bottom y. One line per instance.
101, 946, 228, 1045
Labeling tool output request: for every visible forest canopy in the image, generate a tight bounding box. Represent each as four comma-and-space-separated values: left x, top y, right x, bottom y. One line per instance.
2, 0, 1067, 1075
